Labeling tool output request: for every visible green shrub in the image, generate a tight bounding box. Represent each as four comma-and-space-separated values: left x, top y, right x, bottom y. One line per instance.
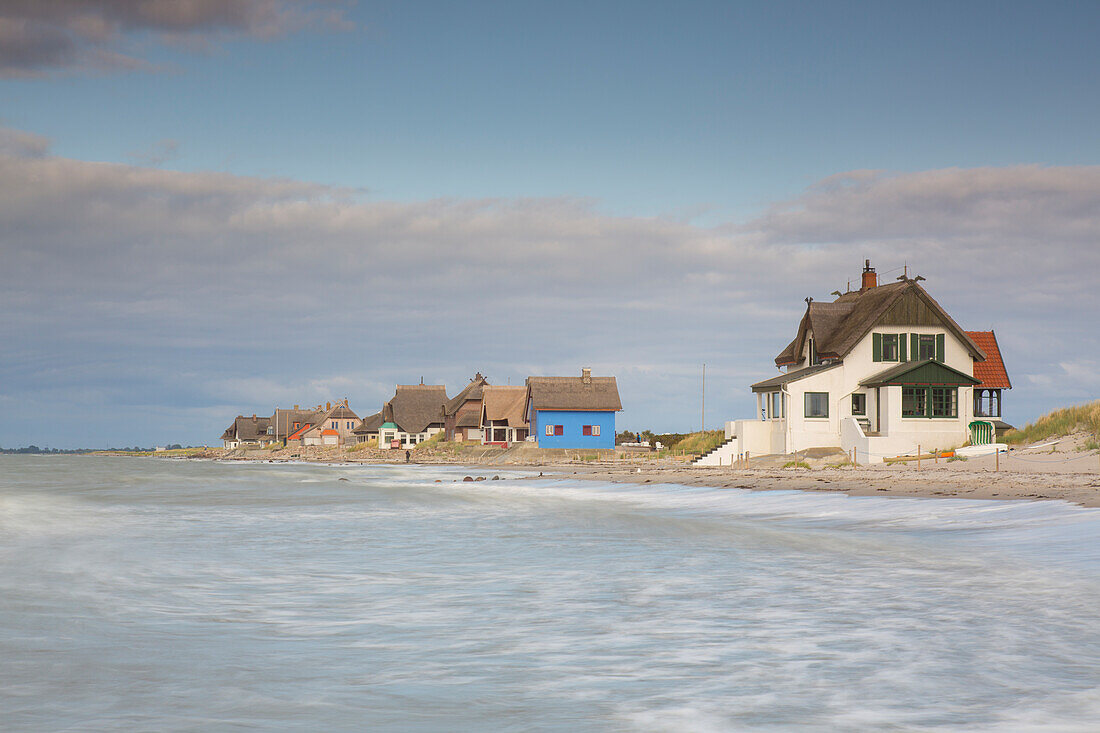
783, 460, 811, 469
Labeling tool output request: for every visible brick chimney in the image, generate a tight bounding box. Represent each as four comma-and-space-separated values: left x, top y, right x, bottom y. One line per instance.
582, 367, 592, 384
861, 259, 877, 291
251, 414, 256, 421
294, 404, 299, 410
326, 401, 331, 411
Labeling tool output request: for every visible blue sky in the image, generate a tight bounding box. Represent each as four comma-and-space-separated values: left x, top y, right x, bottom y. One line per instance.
2, 1, 1099, 448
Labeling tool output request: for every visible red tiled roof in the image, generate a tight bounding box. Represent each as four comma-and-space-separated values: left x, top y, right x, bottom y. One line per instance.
966, 331, 1011, 389
288, 424, 312, 440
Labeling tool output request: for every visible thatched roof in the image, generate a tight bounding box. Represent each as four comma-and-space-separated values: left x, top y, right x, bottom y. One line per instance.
482, 386, 528, 427
353, 411, 384, 434
222, 415, 271, 442
775, 279, 986, 366
526, 374, 622, 412
445, 373, 488, 416
270, 408, 323, 439
383, 385, 449, 433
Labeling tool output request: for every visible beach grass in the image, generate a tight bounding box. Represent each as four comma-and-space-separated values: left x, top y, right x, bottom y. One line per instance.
1004, 400, 1100, 444
670, 430, 725, 456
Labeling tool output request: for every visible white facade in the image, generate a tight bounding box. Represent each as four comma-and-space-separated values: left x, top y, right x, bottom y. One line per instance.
708, 324, 983, 465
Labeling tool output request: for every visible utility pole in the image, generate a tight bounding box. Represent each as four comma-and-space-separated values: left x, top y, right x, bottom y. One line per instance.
701, 363, 706, 432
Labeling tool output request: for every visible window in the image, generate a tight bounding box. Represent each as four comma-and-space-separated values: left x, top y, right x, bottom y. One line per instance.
917, 335, 936, 361
294, 422, 300, 430
930, 387, 957, 418
331, 421, 337, 429
808, 338, 821, 366
902, 387, 958, 418
766, 392, 784, 419
851, 393, 866, 416
975, 389, 1001, 418
545, 424, 554, 436
882, 334, 899, 361
582, 425, 601, 436
545, 424, 564, 436
805, 392, 829, 418
902, 387, 926, 417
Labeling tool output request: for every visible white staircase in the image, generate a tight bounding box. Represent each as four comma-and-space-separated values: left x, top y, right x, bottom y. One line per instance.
694, 436, 739, 466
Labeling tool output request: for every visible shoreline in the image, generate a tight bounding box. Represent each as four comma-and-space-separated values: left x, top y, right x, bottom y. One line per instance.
106, 438, 1100, 508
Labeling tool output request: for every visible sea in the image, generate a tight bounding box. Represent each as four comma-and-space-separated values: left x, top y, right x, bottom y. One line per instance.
2, 455, 1099, 732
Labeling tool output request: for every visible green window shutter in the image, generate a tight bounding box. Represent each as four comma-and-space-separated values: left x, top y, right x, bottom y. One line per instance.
873, 333, 882, 362
910, 333, 919, 362
899, 334, 908, 362
936, 333, 945, 362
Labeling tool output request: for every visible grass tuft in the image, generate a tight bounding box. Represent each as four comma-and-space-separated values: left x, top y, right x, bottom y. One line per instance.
1004, 400, 1100, 444
783, 460, 812, 469
670, 430, 726, 456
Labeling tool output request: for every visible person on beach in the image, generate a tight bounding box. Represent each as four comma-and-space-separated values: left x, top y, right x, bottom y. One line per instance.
405, 450, 410, 463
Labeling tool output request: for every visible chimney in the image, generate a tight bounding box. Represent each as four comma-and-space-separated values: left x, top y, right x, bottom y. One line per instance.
582, 367, 592, 384
252, 414, 256, 421
294, 404, 299, 410
861, 259, 877, 291
326, 401, 331, 411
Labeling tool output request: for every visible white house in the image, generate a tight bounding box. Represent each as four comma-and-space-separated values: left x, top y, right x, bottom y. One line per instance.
377, 384, 448, 449
702, 261, 1004, 465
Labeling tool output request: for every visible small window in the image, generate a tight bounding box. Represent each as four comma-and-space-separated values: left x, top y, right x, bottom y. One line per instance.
902, 387, 926, 417
808, 338, 820, 366
805, 392, 829, 418
582, 425, 600, 436
555, 425, 564, 436
851, 393, 866, 416
930, 387, 957, 418
294, 422, 300, 430
917, 334, 936, 361
882, 334, 899, 361
545, 424, 554, 436
331, 421, 337, 429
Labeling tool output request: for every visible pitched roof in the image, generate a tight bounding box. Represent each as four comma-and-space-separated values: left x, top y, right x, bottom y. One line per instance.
352, 411, 384, 434
966, 331, 1011, 389
224, 415, 271, 442
270, 408, 323, 439
775, 280, 986, 365
297, 403, 360, 436
383, 385, 449, 433
481, 386, 529, 426
526, 375, 622, 411
445, 373, 488, 416
860, 359, 980, 388
750, 362, 842, 392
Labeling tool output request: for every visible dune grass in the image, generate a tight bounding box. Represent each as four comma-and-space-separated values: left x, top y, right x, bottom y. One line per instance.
670, 430, 726, 456
1004, 400, 1100, 445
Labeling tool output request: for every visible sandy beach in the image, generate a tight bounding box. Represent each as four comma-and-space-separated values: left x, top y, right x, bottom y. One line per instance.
144, 432, 1100, 508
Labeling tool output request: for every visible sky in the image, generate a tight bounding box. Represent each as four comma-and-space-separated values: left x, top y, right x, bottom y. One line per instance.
1, 0, 1099, 448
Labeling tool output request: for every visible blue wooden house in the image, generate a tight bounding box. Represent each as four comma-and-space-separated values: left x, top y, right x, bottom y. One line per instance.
526, 368, 622, 449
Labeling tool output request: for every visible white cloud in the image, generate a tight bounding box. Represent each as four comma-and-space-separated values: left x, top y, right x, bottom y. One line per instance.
2, 129, 1098, 446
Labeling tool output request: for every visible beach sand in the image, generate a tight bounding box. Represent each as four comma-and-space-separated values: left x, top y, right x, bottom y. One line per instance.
150, 433, 1100, 507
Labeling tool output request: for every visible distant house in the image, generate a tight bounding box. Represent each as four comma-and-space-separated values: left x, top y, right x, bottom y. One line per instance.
351, 411, 384, 444
294, 401, 360, 447
220, 414, 273, 449
480, 385, 529, 445
378, 384, 449, 449
271, 405, 323, 444
444, 373, 489, 441
526, 368, 622, 449
704, 261, 1006, 465
966, 330, 1013, 435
